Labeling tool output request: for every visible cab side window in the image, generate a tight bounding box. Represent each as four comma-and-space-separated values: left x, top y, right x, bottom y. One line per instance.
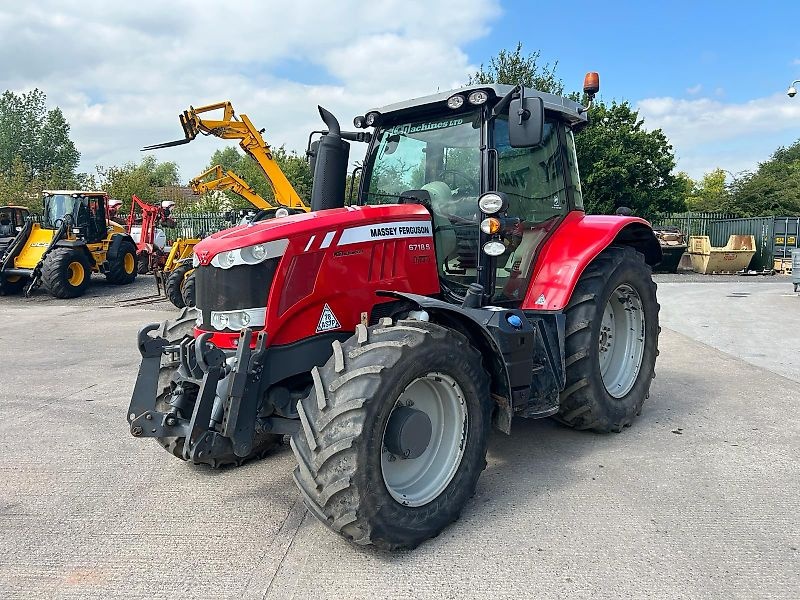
494, 115, 568, 223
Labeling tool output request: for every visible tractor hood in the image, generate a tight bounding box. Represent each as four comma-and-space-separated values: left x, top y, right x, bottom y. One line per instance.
193, 204, 432, 266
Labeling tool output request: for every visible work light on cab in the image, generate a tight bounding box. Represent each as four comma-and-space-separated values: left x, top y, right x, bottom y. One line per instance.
483, 240, 505, 256
478, 192, 507, 214
468, 90, 489, 105
447, 94, 465, 109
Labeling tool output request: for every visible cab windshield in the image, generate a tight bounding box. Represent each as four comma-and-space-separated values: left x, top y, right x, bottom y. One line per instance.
364, 110, 482, 293
42, 194, 81, 228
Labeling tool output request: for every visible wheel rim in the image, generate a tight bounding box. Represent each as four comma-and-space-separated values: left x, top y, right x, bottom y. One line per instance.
598, 283, 646, 398
124, 252, 135, 274
67, 262, 85, 286
381, 372, 468, 507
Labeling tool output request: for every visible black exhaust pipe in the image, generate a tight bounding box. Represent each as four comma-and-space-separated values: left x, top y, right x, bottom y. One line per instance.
310, 106, 350, 212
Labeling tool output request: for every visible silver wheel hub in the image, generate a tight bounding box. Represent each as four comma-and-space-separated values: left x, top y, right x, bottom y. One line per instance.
599, 283, 646, 398
381, 372, 468, 507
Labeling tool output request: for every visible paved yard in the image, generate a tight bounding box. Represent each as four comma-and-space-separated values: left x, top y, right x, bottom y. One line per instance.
0, 278, 798, 599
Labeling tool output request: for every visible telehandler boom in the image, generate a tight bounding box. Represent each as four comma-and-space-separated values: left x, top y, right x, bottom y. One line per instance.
143, 102, 309, 211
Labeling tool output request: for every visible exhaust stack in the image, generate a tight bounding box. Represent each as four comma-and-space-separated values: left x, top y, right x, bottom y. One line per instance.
310, 106, 350, 212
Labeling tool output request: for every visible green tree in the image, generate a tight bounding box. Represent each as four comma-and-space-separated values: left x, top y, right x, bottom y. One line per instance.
684, 168, 728, 212
469, 42, 563, 94
0, 89, 79, 183
723, 140, 800, 216
576, 100, 685, 217
97, 155, 181, 210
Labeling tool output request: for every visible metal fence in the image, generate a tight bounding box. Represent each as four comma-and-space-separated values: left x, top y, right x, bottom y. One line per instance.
651, 212, 734, 238
114, 212, 232, 241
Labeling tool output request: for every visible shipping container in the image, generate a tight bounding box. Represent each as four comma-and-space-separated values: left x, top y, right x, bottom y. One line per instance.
709, 216, 800, 271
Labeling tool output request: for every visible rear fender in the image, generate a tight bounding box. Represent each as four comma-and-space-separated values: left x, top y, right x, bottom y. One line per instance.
523, 211, 661, 311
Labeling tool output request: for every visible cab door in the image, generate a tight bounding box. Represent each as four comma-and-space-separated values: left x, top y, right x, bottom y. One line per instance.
489, 116, 579, 303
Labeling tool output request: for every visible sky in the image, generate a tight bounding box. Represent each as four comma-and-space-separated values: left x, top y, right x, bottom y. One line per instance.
1, 0, 799, 184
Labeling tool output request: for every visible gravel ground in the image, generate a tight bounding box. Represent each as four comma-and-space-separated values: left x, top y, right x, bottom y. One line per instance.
0, 273, 172, 310
0, 275, 798, 599
654, 271, 793, 284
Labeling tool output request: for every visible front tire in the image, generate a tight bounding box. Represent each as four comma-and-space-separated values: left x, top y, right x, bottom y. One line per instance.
556, 246, 660, 432
42, 248, 92, 298
0, 275, 27, 295
291, 319, 491, 550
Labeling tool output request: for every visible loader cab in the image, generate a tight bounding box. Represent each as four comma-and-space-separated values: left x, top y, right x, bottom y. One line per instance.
357, 85, 588, 305
42, 191, 109, 244
0, 206, 30, 237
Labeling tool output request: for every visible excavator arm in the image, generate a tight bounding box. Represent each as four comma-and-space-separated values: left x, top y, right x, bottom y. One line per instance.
143, 102, 307, 210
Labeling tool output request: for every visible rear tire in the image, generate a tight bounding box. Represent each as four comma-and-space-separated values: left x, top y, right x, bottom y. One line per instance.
556, 246, 659, 433
291, 319, 491, 550
42, 248, 92, 298
106, 239, 138, 285
165, 263, 191, 309
153, 308, 281, 467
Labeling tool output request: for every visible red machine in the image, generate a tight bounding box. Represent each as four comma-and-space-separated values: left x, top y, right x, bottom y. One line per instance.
129, 75, 662, 551
126, 194, 175, 273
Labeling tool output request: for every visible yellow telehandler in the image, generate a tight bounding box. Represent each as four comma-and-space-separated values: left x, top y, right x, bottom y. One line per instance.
145, 102, 311, 308
0, 191, 138, 298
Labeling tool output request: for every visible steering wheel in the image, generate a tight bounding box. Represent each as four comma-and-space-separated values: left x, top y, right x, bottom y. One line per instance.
438, 169, 474, 192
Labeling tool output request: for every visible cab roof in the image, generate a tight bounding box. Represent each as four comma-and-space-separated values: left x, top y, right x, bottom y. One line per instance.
367, 84, 588, 127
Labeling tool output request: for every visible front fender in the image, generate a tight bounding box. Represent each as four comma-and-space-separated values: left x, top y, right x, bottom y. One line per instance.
108, 233, 136, 261
523, 211, 661, 311
378, 291, 538, 434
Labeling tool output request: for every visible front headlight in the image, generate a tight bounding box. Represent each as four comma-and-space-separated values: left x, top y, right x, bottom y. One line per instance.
210, 238, 289, 269
209, 307, 266, 331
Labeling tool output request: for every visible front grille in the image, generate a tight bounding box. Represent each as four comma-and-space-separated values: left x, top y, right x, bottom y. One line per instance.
195, 259, 279, 329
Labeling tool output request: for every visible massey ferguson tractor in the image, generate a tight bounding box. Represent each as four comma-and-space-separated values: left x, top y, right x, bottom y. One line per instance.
128, 74, 662, 550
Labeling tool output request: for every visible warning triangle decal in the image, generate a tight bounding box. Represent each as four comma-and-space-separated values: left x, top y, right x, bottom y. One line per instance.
316, 303, 341, 333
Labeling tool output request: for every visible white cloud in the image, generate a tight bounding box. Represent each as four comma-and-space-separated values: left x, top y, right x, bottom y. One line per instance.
0, 1, 501, 184
792, 58, 800, 66
686, 84, 702, 95
637, 93, 800, 178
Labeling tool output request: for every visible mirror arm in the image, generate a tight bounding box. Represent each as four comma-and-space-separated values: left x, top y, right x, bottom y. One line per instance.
490, 84, 523, 121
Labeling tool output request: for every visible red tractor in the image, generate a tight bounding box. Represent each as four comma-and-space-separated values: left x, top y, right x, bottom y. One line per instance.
128, 75, 661, 550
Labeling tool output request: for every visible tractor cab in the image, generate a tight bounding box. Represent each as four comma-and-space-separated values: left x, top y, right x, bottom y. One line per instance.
41, 191, 109, 243
356, 84, 589, 305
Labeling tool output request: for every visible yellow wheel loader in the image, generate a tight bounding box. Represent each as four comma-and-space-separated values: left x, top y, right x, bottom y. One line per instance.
0, 191, 138, 298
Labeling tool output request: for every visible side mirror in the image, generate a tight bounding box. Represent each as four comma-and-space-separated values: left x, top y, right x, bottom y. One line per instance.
508, 96, 544, 148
